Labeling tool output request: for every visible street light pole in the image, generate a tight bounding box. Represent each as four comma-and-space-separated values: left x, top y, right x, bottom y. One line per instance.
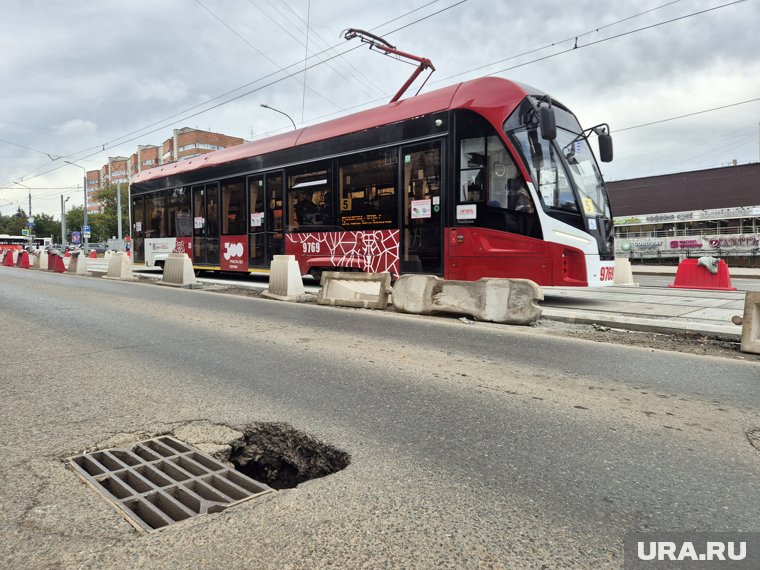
260, 104, 297, 130
64, 161, 89, 253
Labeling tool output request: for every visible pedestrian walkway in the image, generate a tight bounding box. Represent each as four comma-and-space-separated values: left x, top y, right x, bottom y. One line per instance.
541, 285, 746, 339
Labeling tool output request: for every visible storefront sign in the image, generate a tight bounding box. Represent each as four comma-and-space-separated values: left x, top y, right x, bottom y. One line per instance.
614, 205, 760, 226
707, 234, 760, 250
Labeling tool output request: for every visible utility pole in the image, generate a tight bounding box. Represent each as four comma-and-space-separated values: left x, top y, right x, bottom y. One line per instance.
117, 182, 123, 249
64, 161, 89, 253
61, 195, 70, 246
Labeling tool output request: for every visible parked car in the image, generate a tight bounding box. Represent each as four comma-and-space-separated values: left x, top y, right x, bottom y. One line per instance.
85, 243, 109, 254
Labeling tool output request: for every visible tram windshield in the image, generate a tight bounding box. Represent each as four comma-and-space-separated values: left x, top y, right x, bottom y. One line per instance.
504, 99, 611, 220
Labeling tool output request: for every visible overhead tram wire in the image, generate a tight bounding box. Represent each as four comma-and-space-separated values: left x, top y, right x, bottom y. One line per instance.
4, 0, 470, 188
268, 0, 388, 96
194, 0, 340, 111
429, 0, 687, 85
246, 0, 378, 99
482, 0, 747, 79
266, 0, 749, 138
615, 97, 760, 132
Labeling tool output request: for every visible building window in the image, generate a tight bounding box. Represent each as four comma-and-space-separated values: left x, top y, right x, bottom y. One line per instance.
178, 143, 224, 152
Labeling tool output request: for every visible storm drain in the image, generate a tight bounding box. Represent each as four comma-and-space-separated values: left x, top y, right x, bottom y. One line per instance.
69, 436, 273, 532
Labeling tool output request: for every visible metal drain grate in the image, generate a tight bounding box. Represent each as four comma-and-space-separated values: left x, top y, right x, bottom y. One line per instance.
69, 436, 273, 532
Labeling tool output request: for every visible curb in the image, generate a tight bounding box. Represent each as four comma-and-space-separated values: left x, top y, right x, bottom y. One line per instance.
540, 308, 742, 341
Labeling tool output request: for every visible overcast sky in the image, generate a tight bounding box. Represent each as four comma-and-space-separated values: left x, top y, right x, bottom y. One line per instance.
1, 0, 758, 218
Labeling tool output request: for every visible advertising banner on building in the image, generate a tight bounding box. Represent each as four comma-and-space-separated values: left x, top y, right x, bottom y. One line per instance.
617, 234, 760, 254
614, 205, 760, 226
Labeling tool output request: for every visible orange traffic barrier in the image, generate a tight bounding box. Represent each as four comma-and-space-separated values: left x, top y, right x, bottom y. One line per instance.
16, 250, 30, 269
668, 258, 737, 291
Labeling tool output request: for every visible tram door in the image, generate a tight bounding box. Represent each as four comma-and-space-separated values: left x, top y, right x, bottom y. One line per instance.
248, 172, 284, 268
192, 183, 220, 266
401, 142, 442, 274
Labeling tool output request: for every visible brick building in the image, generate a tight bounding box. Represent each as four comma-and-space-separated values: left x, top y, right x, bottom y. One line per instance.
83, 128, 244, 213
161, 127, 244, 163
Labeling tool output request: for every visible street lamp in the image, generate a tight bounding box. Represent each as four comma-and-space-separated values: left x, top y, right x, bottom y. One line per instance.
260, 104, 297, 130
64, 160, 89, 253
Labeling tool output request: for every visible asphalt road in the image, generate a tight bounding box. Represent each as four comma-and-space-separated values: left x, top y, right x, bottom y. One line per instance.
2, 267, 759, 569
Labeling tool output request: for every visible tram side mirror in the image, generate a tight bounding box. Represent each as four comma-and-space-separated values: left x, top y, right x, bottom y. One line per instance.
598, 133, 613, 163
539, 107, 556, 140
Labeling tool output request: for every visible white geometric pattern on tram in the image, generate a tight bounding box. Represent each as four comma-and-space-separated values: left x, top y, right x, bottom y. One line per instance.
287, 230, 400, 276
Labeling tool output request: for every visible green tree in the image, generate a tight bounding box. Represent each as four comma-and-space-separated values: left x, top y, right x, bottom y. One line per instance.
31, 212, 60, 241
94, 181, 130, 241
3, 208, 28, 235
65, 206, 84, 243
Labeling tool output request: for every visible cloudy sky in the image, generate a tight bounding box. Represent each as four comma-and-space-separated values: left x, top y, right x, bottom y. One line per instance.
1, 0, 758, 218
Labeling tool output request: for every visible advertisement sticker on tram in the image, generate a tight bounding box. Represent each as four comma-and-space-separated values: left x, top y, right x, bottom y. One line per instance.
220, 236, 248, 271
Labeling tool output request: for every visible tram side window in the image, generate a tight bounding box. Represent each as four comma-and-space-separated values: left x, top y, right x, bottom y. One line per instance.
145, 192, 168, 238
338, 149, 398, 231
166, 187, 191, 237
287, 163, 332, 232
221, 178, 246, 235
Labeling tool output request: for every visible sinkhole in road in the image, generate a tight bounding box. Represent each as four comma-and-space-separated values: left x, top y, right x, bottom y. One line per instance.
227, 423, 350, 490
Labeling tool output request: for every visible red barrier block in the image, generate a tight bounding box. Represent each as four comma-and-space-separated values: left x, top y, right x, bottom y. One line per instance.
50, 253, 66, 273
16, 250, 30, 269
64, 250, 71, 258
668, 258, 737, 291
2, 250, 15, 267
88, 250, 97, 259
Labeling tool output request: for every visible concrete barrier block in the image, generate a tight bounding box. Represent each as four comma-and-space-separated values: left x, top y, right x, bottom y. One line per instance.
613, 257, 638, 287
262, 255, 311, 302
31, 252, 42, 269
392, 275, 543, 325
740, 291, 760, 355
103, 252, 135, 281
159, 253, 200, 288
317, 272, 392, 309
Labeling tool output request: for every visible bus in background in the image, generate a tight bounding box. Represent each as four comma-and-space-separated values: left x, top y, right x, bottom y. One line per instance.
130, 76, 615, 286
0, 234, 51, 253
